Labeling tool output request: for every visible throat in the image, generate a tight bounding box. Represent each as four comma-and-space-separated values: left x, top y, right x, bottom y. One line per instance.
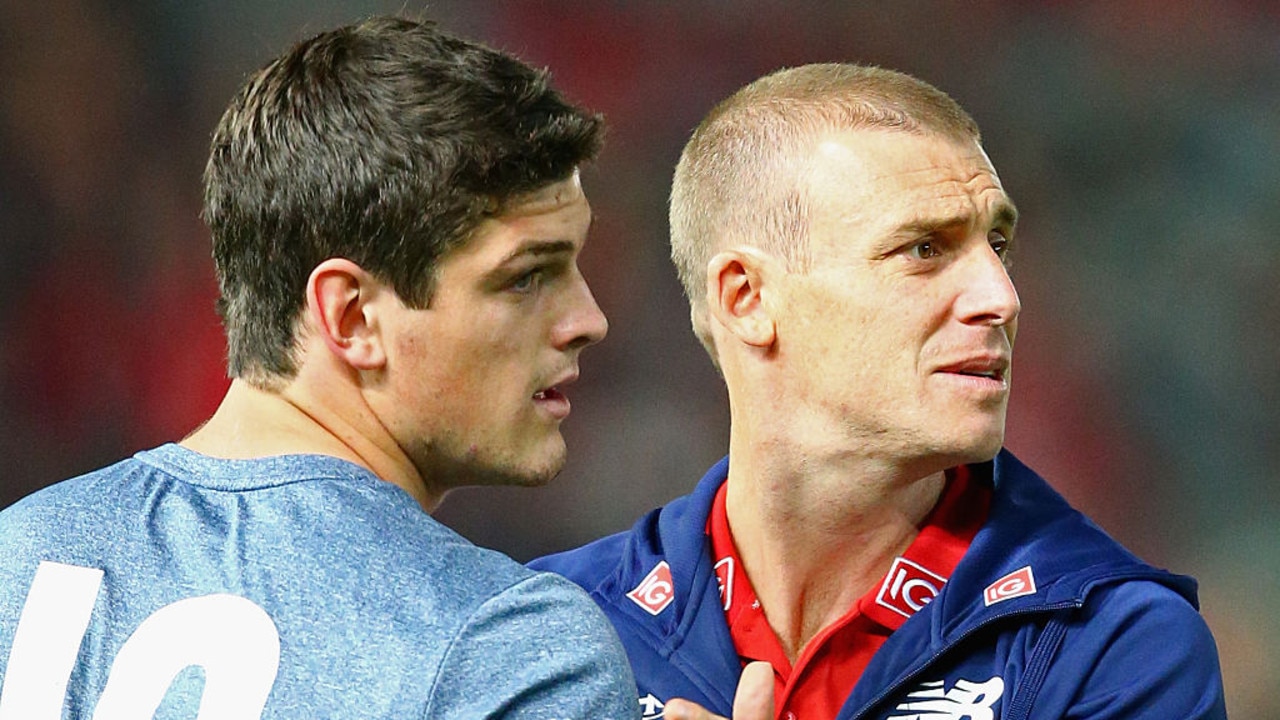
724, 468, 946, 661
757, 524, 920, 663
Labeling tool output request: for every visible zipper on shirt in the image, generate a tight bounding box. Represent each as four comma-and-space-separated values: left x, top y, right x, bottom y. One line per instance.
1001, 615, 1070, 720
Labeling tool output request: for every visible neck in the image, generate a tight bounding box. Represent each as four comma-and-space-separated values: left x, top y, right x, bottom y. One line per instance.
181, 377, 440, 512
724, 431, 945, 662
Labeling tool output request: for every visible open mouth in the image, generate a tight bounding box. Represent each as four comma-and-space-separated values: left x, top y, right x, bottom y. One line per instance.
951, 369, 1004, 382
533, 387, 565, 402
532, 385, 571, 419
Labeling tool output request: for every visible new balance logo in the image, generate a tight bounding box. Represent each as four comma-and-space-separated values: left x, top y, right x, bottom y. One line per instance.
887, 677, 1004, 720
638, 692, 665, 719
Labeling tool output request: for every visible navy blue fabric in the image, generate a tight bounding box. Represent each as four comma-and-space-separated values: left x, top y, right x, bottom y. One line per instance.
532, 450, 1227, 719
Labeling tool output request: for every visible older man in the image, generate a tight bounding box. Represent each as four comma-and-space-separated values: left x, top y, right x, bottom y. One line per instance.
534, 64, 1225, 720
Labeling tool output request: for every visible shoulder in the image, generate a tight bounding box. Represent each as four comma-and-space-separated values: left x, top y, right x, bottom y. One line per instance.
425, 569, 639, 719
1072, 576, 1217, 656
0, 456, 146, 551
460, 569, 624, 643
1042, 578, 1226, 718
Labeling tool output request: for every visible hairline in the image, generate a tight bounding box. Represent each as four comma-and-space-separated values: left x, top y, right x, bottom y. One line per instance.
670, 64, 985, 364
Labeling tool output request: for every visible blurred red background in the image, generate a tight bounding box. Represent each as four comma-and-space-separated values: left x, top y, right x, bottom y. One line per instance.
2, 1, 1275, 714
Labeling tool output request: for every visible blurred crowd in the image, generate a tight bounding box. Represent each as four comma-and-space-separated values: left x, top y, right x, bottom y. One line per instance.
2, 1, 1276, 715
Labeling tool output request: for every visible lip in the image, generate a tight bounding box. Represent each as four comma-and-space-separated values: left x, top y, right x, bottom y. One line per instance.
533, 370, 578, 420
933, 355, 1011, 391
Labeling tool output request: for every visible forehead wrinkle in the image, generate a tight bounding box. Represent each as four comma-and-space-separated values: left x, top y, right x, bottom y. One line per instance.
809, 131, 1013, 247
894, 169, 1013, 231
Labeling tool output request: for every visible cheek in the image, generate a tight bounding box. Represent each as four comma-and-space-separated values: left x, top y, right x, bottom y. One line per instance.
451, 330, 536, 407
788, 290, 873, 360
831, 302, 910, 363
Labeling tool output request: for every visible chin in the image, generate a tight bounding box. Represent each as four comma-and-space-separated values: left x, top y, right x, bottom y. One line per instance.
958, 429, 1006, 464
506, 463, 563, 488
491, 441, 568, 488
419, 436, 567, 490
924, 423, 1005, 469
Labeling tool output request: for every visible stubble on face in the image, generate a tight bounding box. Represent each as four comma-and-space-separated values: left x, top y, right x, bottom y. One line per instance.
376, 174, 598, 495
774, 129, 1018, 473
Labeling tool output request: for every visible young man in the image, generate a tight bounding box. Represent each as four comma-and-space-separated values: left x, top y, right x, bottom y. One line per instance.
533, 64, 1226, 720
0, 17, 638, 718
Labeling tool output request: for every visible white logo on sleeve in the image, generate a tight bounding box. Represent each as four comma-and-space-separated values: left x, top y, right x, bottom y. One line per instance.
887, 677, 1004, 720
638, 692, 665, 719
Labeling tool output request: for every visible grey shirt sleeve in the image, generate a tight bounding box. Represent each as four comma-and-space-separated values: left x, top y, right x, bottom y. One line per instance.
424, 571, 640, 720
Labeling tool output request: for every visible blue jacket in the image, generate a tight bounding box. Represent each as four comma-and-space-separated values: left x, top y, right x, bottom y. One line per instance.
532, 450, 1227, 719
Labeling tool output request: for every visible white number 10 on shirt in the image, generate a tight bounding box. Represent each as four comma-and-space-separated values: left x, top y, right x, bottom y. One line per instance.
0, 561, 280, 719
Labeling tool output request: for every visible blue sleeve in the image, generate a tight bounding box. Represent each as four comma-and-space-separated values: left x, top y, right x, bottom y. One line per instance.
1047, 580, 1226, 719
425, 571, 640, 719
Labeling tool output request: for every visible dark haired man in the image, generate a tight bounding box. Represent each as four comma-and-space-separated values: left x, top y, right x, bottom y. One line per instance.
0, 16, 637, 718
534, 64, 1226, 720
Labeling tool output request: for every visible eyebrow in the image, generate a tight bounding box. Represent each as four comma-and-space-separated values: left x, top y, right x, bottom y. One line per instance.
898, 198, 1019, 236
993, 200, 1019, 232
494, 239, 578, 267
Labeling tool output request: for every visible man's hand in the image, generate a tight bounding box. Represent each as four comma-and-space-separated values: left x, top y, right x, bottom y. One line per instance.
661, 661, 774, 720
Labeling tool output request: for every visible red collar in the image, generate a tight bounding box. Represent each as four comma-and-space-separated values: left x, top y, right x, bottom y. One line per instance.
706, 466, 991, 719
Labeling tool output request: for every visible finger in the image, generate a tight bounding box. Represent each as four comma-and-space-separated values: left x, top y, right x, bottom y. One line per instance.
661, 697, 723, 720
732, 661, 775, 720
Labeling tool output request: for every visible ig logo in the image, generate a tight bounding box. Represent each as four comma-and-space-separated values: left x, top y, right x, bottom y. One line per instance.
876, 557, 946, 619
627, 561, 675, 616
983, 566, 1037, 607
713, 557, 734, 611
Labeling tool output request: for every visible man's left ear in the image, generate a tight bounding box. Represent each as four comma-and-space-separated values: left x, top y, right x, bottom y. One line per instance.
305, 258, 389, 371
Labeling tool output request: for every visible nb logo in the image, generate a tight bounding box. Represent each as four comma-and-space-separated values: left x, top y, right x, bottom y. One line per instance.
638, 692, 665, 719
887, 676, 1004, 720
0, 561, 281, 719
627, 561, 675, 616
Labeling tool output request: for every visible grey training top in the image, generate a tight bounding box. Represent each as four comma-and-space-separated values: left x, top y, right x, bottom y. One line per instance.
0, 444, 639, 719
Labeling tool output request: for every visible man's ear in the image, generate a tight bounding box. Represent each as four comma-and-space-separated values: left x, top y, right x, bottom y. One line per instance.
305, 258, 388, 371
705, 248, 777, 348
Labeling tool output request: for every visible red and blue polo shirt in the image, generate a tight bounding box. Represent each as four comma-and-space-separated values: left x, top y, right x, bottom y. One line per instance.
706, 467, 991, 720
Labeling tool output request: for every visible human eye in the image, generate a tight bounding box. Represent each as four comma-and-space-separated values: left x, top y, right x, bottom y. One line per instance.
508, 267, 543, 294
989, 231, 1013, 266
907, 238, 943, 260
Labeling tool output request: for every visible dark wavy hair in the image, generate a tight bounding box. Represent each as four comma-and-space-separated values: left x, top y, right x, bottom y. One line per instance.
203, 16, 604, 387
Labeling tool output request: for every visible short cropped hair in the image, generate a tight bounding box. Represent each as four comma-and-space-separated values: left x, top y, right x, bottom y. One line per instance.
203, 16, 604, 387
668, 63, 980, 360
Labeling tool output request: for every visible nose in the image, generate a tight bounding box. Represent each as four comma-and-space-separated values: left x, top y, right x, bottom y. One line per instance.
557, 273, 609, 351
957, 244, 1020, 329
